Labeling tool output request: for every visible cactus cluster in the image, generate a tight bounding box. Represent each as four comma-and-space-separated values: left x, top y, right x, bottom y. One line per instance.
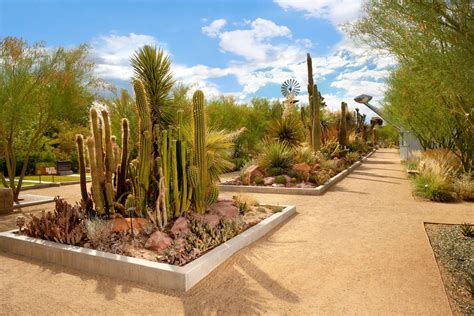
76, 81, 217, 222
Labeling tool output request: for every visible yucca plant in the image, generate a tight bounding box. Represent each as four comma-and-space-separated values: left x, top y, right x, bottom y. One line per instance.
257, 141, 294, 173
131, 45, 176, 131
268, 115, 305, 148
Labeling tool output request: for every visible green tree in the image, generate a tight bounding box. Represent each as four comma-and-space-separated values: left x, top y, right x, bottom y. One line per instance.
0, 37, 96, 200
350, 0, 473, 171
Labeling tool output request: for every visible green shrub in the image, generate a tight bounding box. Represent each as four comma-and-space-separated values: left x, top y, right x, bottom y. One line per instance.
268, 167, 285, 176
406, 160, 419, 171
308, 175, 318, 184
274, 175, 287, 185
257, 141, 293, 173
348, 139, 369, 153
295, 144, 316, 164
412, 171, 456, 202
287, 169, 298, 178
254, 176, 264, 186
320, 158, 337, 171
460, 223, 473, 237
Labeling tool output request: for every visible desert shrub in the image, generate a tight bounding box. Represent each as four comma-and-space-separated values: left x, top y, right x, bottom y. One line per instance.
257, 141, 294, 173
294, 144, 317, 164
320, 158, 338, 171
468, 270, 474, 295
308, 175, 318, 184
453, 174, 474, 201
320, 139, 342, 159
418, 149, 461, 179
347, 139, 369, 153
459, 223, 473, 237
254, 176, 264, 185
267, 116, 305, 148
287, 169, 298, 178
316, 170, 332, 185
233, 194, 258, 214
345, 151, 360, 164
412, 171, 455, 202
406, 160, 419, 171
84, 218, 111, 248
274, 175, 287, 185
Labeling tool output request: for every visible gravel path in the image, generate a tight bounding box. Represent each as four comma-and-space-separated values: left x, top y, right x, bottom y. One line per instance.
0, 149, 472, 314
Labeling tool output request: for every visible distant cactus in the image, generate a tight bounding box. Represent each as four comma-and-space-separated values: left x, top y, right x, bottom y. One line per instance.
86, 137, 104, 214
338, 102, 348, 147
306, 53, 321, 151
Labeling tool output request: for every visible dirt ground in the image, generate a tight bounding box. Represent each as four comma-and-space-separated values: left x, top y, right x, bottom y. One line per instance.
0, 149, 472, 315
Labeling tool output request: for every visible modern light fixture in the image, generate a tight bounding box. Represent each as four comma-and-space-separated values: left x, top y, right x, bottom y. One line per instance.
353, 94, 400, 131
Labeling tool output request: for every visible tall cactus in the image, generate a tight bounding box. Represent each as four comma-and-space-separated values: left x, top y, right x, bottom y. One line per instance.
90, 109, 105, 184
192, 90, 207, 214
75, 134, 88, 202
101, 110, 115, 211
116, 118, 129, 201
134, 79, 152, 216
307, 53, 321, 151
86, 137, 104, 214
338, 102, 348, 147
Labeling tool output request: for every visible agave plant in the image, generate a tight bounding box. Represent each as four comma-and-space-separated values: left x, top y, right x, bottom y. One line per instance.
257, 141, 294, 172
131, 45, 176, 130
268, 115, 305, 148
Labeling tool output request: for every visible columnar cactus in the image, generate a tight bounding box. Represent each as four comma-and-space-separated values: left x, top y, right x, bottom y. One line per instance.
90, 109, 105, 184
75, 134, 88, 202
116, 118, 129, 201
338, 102, 348, 147
86, 137, 104, 214
134, 80, 153, 215
192, 90, 207, 214
306, 53, 321, 151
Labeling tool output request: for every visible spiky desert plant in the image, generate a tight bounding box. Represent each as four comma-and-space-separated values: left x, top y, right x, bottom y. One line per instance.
75, 134, 88, 202
268, 115, 305, 149
101, 110, 115, 211
307, 53, 321, 151
131, 45, 176, 132
192, 90, 207, 214
133, 79, 153, 215
338, 102, 348, 147
257, 141, 294, 173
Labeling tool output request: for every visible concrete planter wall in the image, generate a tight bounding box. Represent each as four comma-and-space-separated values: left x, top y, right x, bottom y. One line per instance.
0, 205, 296, 291
219, 149, 376, 196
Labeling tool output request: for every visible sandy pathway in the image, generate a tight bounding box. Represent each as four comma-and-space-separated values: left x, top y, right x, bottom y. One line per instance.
0, 149, 472, 315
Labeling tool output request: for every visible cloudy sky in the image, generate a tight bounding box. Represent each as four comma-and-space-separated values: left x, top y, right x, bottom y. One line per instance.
0, 0, 395, 112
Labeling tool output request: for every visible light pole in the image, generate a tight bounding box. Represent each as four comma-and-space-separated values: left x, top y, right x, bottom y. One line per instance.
353, 94, 399, 131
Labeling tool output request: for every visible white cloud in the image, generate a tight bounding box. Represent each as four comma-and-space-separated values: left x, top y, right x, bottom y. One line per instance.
91, 33, 160, 80
201, 19, 227, 37
274, 0, 362, 26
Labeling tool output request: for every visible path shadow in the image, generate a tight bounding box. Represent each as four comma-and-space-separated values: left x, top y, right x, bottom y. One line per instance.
330, 187, 369, 195
363, 160, 396, 165
352, 171, 407, 181
348, 176, 399, 184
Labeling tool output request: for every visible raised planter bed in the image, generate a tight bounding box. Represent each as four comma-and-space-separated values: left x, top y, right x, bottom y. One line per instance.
0, 204, 295, 291
219, 149, 376, 195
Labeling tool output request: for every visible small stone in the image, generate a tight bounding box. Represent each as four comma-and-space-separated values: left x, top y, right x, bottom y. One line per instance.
170, 217, 190, 236
145, 231, 172, 252
263, 177, 275, 185
203, 214, 220, 228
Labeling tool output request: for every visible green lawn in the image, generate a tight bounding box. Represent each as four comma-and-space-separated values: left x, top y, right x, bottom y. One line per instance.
0, 181, 37, 188
23, 175, 90, 182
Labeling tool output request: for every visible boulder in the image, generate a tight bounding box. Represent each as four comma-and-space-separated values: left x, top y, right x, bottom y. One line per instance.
109, 218, 149, 234
171, 217, 190, 236
145, 231, 172, 252
242, 164, 264, 184
263, 177, 275, 185
292, 163, 311, 181
209, 200, 239, 219
193, 214, 220, 229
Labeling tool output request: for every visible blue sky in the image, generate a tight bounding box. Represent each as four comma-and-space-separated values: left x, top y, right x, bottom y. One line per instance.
0, 0, 394, 112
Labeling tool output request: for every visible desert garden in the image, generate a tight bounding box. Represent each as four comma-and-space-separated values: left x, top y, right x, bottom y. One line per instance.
0, 0, 472, 314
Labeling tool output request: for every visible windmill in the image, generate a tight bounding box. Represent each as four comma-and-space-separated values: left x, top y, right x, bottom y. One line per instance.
281, 79, 300, 118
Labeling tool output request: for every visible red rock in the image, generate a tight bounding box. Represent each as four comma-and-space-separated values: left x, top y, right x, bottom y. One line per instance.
243, 164, 264, 184
171, 217, 190, 236
209, 201, 239, 219
145, 231, 172, 252
192, 213, 220, 229
109, 218, 149, 234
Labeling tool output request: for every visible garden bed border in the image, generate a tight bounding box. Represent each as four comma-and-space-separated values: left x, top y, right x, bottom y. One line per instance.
219, 149, 376, 195
0, 204, 296, 292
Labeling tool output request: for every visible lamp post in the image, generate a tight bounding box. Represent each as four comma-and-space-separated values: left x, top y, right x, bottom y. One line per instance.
353, 94, 400, 131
